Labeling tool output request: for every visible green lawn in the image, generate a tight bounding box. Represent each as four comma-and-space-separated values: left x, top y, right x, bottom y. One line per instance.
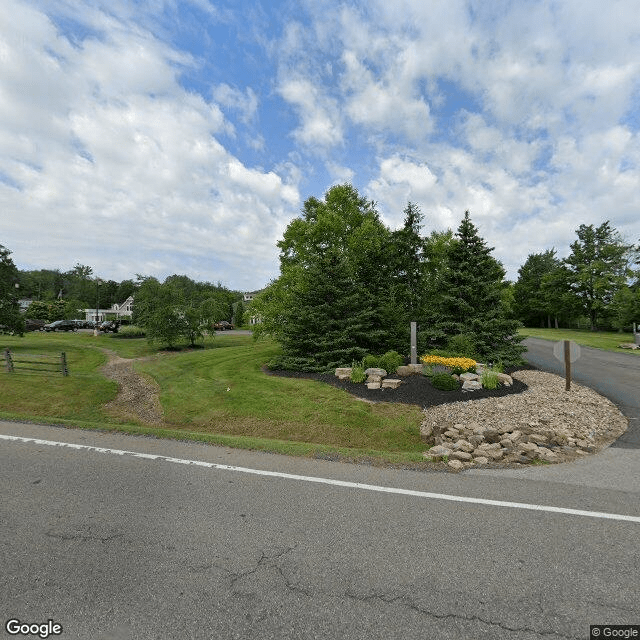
519, 327, 640, 355
0, 331, 426, 464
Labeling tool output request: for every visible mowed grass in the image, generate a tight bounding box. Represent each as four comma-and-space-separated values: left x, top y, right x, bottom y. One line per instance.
0, 331, 426, 462
0, 331, 116, 422
136, 336, 425, 455
519, 327, 640, 355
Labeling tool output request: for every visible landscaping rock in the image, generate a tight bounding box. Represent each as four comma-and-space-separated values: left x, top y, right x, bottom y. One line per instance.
496, 373, 513, 386
618, 343, 639, 350
425, 445, 451, 460
473, 456, 489, 464
450, 450, 473, 462
365, 368, 387, 378
396, 364, 424, 376
366, 382, 381, 390
448, 459, 465, 470
460, 372, 479, 382
381, 378, 402, 389
335, 367, 352, 378
462, 380, 482, 391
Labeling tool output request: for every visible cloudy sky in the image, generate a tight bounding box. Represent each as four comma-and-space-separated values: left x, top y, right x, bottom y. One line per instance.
1, 0, 639, 291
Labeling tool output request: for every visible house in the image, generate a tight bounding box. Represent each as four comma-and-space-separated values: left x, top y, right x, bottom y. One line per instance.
84, 296, 134, 323
243, 290, 264, 325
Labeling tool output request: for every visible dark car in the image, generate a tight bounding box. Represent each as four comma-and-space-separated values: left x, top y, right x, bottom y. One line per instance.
213, 320, 235, 330
99, 321, 119, 333
43, 320, 77, 332
25, 318, 46, 332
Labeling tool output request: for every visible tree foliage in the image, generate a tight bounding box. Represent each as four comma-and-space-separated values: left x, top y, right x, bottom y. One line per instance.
254, 184, 395, 370
563, 221, 633, 330
0, 244, 24, 334
424, 211, 525, 363
133, 275, 238, 347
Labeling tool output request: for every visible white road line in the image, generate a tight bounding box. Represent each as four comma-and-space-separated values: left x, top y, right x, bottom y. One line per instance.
2, 433, 639, 524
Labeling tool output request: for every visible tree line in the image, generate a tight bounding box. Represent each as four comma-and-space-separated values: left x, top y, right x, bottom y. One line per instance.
251, 184, 525, 370
0, 246, 241, 339
251, 184, 640, 371
512, 222, 640, 331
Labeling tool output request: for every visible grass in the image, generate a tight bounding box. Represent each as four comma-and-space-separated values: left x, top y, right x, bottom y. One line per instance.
0, 331, 426, 464
518, 327, 640, 355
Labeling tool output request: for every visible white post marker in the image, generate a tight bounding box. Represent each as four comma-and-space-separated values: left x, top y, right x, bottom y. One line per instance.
553, 339, 581, 390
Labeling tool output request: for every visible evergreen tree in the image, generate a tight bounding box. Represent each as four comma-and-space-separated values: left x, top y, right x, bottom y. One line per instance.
255, 184, 395, 370
429, 211, 525, 364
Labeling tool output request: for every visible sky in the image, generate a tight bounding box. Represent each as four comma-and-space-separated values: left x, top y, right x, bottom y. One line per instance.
1, 0, 639, 293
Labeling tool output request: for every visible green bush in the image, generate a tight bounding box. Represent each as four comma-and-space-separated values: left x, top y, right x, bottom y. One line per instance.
378, 350, 403, 374
445, 333, 476, 359
350, 363, 366, 383
111, 325, 146, 339
362, 354, 380, 370
430, 373, 460, 391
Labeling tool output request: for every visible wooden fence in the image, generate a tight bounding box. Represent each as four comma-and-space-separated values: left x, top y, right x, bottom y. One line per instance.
2, 349, 69, 376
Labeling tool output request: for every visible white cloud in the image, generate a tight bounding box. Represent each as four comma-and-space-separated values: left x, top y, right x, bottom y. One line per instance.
278, 77, 343, 148
212, 83, 259, 124
0, 0, 299, 290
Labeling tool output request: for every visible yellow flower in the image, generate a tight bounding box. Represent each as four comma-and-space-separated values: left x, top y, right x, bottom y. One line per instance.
421, 354, 476, 371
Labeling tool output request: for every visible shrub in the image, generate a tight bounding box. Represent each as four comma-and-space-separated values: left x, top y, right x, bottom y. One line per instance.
362, 354, 380, 370
430, 373, 460, 391
378, 350, 403, 374
350, 363, 366, 383
111, 325, 146, 339
446, 333, 476, 359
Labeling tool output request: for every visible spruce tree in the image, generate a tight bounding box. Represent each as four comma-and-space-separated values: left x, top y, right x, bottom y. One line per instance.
431, 211, 525, 364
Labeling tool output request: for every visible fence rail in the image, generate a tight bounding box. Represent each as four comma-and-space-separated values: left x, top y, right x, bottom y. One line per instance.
2, 349, 69, 376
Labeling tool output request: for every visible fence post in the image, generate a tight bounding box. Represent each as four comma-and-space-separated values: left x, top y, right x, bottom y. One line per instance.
4, 349, 13, 373
60, 352, 69, 376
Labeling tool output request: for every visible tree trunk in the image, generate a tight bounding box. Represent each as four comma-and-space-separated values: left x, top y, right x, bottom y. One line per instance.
554, 317, 558, 329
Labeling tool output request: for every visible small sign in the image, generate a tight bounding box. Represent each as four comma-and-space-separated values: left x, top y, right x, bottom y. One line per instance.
553, 340, 581, 363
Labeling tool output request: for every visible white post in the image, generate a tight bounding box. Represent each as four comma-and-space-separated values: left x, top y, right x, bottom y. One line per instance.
410, 322, 417, 365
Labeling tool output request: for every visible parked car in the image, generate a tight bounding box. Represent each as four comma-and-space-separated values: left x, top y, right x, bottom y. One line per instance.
25, 318, 46, 332
43, 320, 77, 332
99, 321, 119, 333
213, 320, 235, 330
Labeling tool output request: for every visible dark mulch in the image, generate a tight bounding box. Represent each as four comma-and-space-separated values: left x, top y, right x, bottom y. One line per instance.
265, 363, 539, 409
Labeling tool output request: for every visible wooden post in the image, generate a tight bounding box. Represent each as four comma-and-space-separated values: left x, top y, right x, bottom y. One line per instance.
4, 349, 13, 373
564, 340, 571, 391
410, 322, 417, 365
60, 352, 68, 377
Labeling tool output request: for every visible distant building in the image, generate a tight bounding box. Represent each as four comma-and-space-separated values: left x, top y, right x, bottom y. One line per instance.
18, 299, 33, 313
243, 289, 264, 325
84, 295, 134, 323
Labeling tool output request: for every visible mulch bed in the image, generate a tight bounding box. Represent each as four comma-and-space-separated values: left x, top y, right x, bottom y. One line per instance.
265, 363, 538, 409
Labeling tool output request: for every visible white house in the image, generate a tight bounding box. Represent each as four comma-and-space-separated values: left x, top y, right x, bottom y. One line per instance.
243, 290, 264, 325
84, 296, 134, 323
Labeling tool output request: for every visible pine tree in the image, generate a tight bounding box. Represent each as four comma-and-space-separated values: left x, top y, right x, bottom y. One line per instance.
431, 211, 525, 364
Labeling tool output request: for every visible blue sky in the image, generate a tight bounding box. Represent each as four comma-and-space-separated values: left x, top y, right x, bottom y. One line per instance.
1, 0, 639, 292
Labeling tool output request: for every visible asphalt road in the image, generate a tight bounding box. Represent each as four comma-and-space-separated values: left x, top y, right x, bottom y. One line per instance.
1, 419, 639, 640
522, 337, 640, 448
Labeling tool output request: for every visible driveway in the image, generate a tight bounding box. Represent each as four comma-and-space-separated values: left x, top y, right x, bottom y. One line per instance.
522, 337, 640, 449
